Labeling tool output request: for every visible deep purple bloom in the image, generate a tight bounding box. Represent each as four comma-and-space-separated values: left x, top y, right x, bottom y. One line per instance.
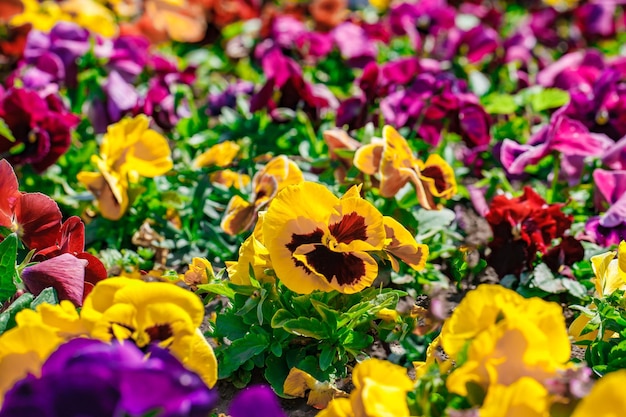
229, 385, 286, 417
0, 88, 78, 172
584, 168, 626, 246
21, 22, 91, 88
574, 3, 617, 39
585, 216, 626, 247
104, 35, 151, 83
208, 80, 255, 116
0, 339, 218, 417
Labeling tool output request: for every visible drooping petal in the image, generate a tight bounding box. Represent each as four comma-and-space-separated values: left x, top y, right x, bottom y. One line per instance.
418, 154, 457, 200
192, 141, 240, 169
353, 141, 383, 175
21, 254, 88, 307
221, 195, 256, 236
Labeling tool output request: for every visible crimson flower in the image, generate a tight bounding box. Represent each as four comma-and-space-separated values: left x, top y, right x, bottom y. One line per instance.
0, 159, 62, 250
485, 187, 581, 277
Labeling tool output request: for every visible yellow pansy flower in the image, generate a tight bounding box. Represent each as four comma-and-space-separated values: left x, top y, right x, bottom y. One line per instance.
226, 214, 274, 286
382, 216, 428, 271
81, 277, 218, 387
78, 115, 173, 220
446, 315, 569, 397
479, 378, 550, 417
193, 141, 240, 169
440, 284, 569, 363
319, 358, 413, 417
263, 182, 386, 294
571, 370, 626, 417
221, 155, 304, 235
353, 126, 457, 209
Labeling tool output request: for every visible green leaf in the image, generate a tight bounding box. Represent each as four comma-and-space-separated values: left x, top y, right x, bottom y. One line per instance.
0, 292, 34, 334
414, 208, 456, 239
0, 234, 18, 303
319, 344, 335, 371
281, 317, 329, 339
218, 328, 270, 378
0, 118, 15, 142
30, 287, 59, 309
196, 283, 236, 299
271, 309, 295, 328
529, 88, 570, 112
481, 93, 518, 114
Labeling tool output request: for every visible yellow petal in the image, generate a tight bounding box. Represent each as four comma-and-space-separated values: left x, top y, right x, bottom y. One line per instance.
221, 195, 256, 236
193, 141, 240, 169
127, 129, 173, 178
572, 369, 626, 417
480, 378, 550, 417
418, 154, 457, 200
353, 141, 383, 175
383, 216, 428, 271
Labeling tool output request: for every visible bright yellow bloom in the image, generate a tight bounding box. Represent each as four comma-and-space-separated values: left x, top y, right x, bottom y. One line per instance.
440, 284, 569, 362
78, 115, 173, 220
226, 214, 274, 286
319, 358, 413, 417
221, 155, 304, 235
283, 368, 347, 409
193, 141, 240, 169
263, 182, 386, 294
571, 370, 626, 417
446, 315, 569, 397
479, 378, 550, 417
0, 314, 60, 400
353, 126, 457, 209
11, 0, 117, 37
81, 277, 218, 387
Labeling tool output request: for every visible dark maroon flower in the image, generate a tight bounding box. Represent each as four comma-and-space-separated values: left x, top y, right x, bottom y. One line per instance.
0, 88, 78, 172
543, 236, 584, 275
485, 187, 575, 277
0, 339, 218, 417
21, 253, 88, 306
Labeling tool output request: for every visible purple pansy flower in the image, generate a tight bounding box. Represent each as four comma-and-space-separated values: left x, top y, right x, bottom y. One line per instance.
584, 168, 626, 246
229, 385, 287, 417
0, 339, 218, 417
331, 22, 377, 68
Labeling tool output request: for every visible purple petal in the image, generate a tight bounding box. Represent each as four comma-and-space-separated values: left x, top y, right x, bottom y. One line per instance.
229, 386, 286, 417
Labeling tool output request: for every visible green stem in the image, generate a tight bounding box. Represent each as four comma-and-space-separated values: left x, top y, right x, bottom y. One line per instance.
548, 154, 561, 204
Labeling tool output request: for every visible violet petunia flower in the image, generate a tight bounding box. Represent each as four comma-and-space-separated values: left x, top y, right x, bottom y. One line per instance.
584, 168, 626, 246
229, 385, 287, 417
0, 339, 218, 417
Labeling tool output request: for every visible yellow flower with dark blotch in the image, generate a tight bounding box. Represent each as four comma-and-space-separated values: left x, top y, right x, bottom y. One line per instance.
440, 284, 570, 363
221, 155, 303, 236
263, 182, 386, 294
192, 141, 240, 169
446, 315, 569, 397
210, 169, 251, 190
81, 277, 218, 387
382, 216, 428, 271
353, 126, 457, 209
319, 358, 413, 417
226, 214, 274, 286
571, 369, 626, 417
479, 378, 550, 417
77, 115, 173, 220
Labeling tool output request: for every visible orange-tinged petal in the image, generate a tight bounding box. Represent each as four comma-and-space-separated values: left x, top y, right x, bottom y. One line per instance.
221, 195, 256, 236
257, 155, 304, 191
210, 169, 251, 189
317, 398, 353, 417
383, 217, 428, 271
383, 125, 416, 166
193, 141, 240, 169
353, 141, 383, 175
77, 169, 129, 221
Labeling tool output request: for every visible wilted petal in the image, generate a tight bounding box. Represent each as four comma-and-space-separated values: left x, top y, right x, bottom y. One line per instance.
353, 141, 383, 175
221, 195, 256, 236
21, 253, 87, 306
